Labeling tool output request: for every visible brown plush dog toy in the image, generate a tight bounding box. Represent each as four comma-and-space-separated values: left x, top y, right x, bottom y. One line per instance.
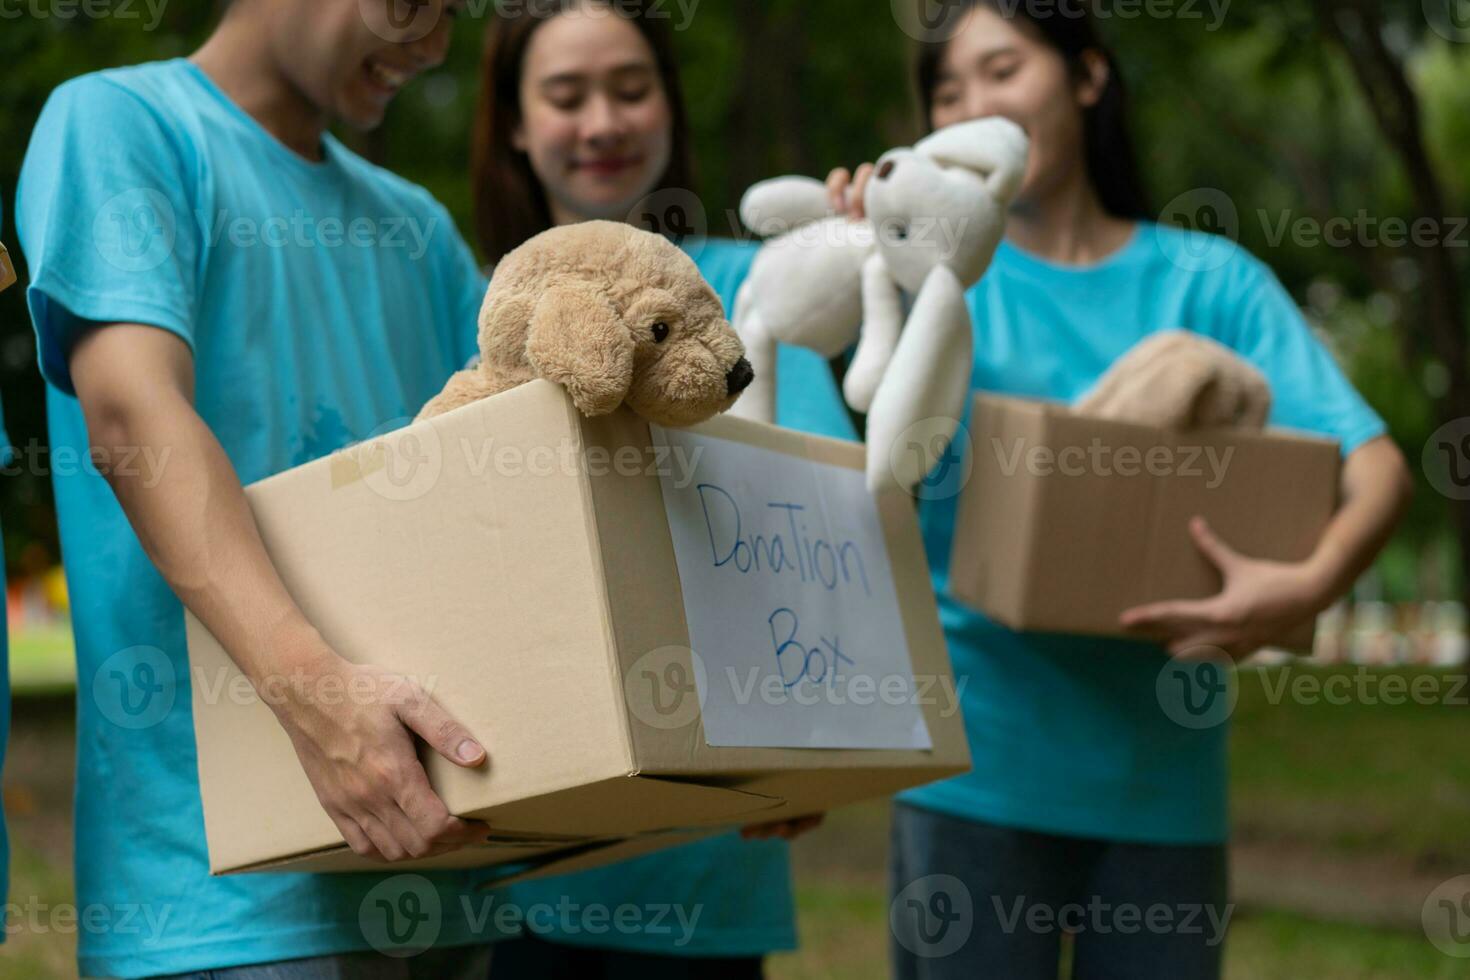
418, 221, 754, 427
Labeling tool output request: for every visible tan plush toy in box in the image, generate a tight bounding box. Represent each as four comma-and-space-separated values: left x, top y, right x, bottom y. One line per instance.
418, 221, 754, 427
1075, 330, 1272, 429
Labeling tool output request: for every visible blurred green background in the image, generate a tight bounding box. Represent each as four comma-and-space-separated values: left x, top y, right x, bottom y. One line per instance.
2, 0, 1469, 603
3, 1, 1470, 977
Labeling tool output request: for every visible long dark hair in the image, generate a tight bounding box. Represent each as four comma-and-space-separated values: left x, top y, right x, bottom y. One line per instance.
471, 0, 697, 264
914, 0, 1149, 220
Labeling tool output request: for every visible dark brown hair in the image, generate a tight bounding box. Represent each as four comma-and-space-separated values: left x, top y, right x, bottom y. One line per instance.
914, 0, 1149, 220
471, 0, 696, 264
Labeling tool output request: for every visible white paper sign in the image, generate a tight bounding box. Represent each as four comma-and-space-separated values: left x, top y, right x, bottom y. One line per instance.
650, 425, 932, 750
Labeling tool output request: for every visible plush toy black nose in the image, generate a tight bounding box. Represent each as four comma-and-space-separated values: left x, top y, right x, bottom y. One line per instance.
726, 357, 754, 396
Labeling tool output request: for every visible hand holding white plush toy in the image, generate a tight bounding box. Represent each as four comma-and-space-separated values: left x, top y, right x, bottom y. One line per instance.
731, 117, 1029, 493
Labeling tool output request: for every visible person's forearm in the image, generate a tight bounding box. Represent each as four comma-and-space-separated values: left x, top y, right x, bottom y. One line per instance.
85, 386, 332, 690
1301, 436, 1412, 606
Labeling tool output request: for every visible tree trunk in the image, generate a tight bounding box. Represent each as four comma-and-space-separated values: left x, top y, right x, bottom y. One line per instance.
1315, 0, 1470, 619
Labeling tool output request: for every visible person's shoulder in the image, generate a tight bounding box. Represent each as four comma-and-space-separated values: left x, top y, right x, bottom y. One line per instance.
1139, 220, 1274, 288
23, 61, 204, 195
31, 60, 212, 168
46, 59, 198, 121
1138, 220, 1304, 344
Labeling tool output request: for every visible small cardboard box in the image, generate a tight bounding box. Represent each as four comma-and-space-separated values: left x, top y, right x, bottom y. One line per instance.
186, 380, 968, 881
948, 394, 1341, 650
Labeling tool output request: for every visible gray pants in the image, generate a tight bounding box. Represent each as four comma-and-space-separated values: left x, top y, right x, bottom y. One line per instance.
889, 802, 1229, 980
144, 945, 492, 980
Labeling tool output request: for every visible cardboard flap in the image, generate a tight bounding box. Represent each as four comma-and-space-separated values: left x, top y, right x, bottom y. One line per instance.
462, 775, 785, 836
476, 828, 723, 889
223, 776, 778, 876
226, 836, 619, 875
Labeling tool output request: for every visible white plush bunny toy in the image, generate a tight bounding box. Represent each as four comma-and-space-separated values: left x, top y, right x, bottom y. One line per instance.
731, 117, 1029, 493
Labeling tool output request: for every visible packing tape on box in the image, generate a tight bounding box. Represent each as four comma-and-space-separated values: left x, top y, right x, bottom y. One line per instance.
0, 242, 16, 294
329, 440, 387, 489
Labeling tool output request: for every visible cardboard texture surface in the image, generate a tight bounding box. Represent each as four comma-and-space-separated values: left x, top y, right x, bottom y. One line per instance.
187, 381, 967, 876
949, 394, 1340, 650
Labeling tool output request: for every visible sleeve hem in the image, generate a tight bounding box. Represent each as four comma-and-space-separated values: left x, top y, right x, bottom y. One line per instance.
1337, 421, 1389, 458
27, 269, 196, 396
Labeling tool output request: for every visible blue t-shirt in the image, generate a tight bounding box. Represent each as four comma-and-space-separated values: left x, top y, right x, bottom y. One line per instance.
790, 225, 1380, 845
503, 237, 860, 957
18, 60, 509, 978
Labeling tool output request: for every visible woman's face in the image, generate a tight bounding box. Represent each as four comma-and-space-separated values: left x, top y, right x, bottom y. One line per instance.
929, 6, 1105, 207
514, 7, 674, 223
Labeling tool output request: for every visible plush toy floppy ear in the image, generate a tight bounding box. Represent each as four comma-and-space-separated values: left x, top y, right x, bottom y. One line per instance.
739, 176, 834, 237
914, 116, 1030, 204
525, 283, 635, 417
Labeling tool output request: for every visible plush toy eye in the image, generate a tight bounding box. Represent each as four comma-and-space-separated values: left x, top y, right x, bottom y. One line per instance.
893, 224, 909, 241
651, 322, 670, 343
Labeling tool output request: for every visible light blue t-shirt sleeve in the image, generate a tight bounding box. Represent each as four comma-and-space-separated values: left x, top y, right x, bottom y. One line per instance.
688, 236, 756, 310
18, 75, 201, 395
1203, 254, 1386, 456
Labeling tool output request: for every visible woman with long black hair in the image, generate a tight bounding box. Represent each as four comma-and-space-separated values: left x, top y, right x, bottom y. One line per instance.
468, 3, 832, 977
822, 3, 1410, 977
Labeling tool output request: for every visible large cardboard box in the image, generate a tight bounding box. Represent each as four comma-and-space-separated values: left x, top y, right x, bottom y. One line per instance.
948, 394, 1341, 650
186, 380, 968, 881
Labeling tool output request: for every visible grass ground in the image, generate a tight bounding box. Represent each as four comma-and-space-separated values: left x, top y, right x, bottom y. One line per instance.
770, 888, 1469, 980
1229, 665, 1470, 871
8, 627, 76, 696
4, 663, 1469, 977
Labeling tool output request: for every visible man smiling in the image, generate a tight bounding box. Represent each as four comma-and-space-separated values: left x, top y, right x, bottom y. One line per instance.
17, 1, 511, 977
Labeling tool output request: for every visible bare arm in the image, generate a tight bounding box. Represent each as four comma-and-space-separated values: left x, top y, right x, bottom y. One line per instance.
1121, 435, 1413, 659
1298, 436, 1412, 600
71, 323, 490, 861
